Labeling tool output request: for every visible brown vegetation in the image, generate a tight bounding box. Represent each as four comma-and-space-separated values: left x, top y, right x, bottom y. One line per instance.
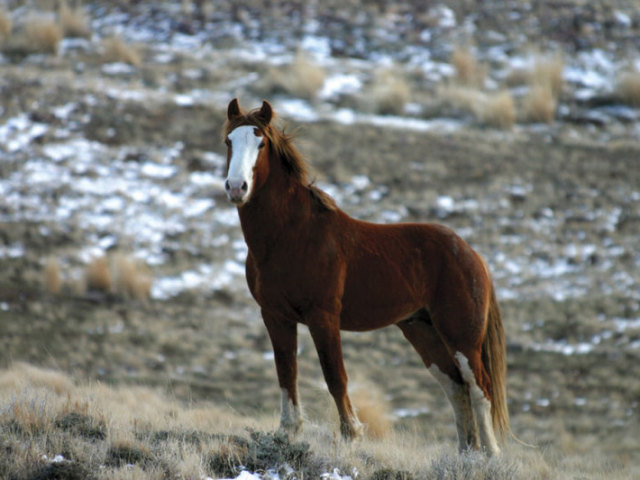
616, 70, 640, 106
102, 35, 141, 66
451, 45, 486, 87
476, 91, 516, 130
261, 51, 326, 101
23, 15, 62, 54
0, 8, 11, 41
523, 84, 556, 123
59, 1, 90, 38
366, 67, 411, 115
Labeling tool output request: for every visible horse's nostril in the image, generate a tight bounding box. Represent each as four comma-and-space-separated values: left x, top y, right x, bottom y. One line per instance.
241, 181, 248, 192
225, 180, 231, 191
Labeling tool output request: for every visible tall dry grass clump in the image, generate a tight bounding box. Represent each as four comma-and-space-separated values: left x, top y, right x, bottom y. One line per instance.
262, 51, 326, 101
112, 253, 153, 300
0, 8, 12, 41
521, 54, 563, 123
85, 255, 111, 292
476, 90, 516, 130
44, 256, 62, 295
23, 15, 62, 54
102, 35, 141, 66
616, 70, 640, 106
366, 68, 411, 115
451, 45, 486, 87
58, 1, 90, 38
523, 84, 556, 123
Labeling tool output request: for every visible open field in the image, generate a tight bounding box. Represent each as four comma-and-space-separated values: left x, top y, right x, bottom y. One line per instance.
1, 1, 640, 478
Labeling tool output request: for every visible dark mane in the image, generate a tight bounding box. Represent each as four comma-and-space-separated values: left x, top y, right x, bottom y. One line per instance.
224, 107, 337, 212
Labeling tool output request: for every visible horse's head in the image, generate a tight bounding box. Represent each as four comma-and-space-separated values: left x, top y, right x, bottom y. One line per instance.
223, 98, 273, 206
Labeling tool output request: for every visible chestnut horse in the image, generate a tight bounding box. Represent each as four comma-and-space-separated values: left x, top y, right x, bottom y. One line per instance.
223, 98, 509, 455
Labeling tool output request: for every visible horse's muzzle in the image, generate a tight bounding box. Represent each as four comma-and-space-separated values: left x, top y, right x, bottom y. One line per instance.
225, 178, 248, 204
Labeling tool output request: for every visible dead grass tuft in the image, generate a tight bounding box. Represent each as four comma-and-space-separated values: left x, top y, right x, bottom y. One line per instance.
616, 70, 640, 106
476, 90, 516, 130
0, 8, 12, 41
451, 45, 486, 87
85, 255, 111, 293
352, 384, 392, 439
437, 84, 483, 116
23, 15, 62, 54
261, 51, 326, 101
366, 68, 411, 115
523, 84, 556, 123
59, 1, 90, 38
531, 54, 564, 97
44, 256, 62, 295
113, 253, 153, 300
102, 35, 141, 66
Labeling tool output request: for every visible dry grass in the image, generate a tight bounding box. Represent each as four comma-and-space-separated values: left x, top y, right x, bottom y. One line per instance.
365, 67, 411, 115
23, 15, 62, 54
0, 8, 12, 41
44, 256, 62, 295
59, 1, 90, 38
616, 70, 640, 106
0, 363, 638, 479
102, 35, 141, 66
451, 45, 486, 87
475, 90, 516, 130
531, 54, 564, 97
261, 50, 326, 101
112, 253, 153, 300
523, 84, 557, 123
85, 255, 111, 293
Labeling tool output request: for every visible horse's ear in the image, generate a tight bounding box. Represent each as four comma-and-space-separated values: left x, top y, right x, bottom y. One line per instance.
257, 100, 273, 125
227, 98, 241, 121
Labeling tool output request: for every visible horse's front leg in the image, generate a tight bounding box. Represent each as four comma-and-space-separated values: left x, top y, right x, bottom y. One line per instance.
263, 310, 302, 436
307, 310, 363, 440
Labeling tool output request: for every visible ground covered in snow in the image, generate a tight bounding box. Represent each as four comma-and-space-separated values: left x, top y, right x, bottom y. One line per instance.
1, 1, 640, 478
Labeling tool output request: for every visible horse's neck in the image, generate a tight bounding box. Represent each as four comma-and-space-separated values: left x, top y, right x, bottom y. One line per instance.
238, 174, 311, 259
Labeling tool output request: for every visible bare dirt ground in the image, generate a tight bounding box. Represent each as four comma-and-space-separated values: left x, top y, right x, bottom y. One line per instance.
1, 1, 640, 478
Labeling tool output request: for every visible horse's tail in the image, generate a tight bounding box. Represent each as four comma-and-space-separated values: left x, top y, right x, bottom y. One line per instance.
482, 283, 510, 443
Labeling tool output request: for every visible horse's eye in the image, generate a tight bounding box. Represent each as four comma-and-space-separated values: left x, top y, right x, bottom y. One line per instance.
258, 141, 266, 149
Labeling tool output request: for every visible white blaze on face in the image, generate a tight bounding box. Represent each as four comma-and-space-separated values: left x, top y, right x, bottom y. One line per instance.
226, 125, 264, 203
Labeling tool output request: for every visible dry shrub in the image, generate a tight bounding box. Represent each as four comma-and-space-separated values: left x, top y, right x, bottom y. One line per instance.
523, 84, 556, 123
531, 54, 564, 97
616, 70, 640, 106
367, 68, 411, 115
451, 45, 485, 87
437, 84, 482, 116
262, 51, 326, 101
44, 256, 62, 295
23, 15, 62, 54
113, 253, 153, 300
0, 362, 74, 395
85, 256, 111, 293
59, 1, 90, 38
351, 384, 392, 439
102, 35, 141, 66
0, 8, 12, 41
476, 90, 516, 130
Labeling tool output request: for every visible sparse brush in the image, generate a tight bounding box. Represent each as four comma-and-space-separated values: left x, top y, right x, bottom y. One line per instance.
366, 68, 411, 115
85, 255, 111, 293
44, 256, 62, 295
437, 84, 483, 116
351, 385, 392, 439
261, 51, 326, 101
0, 8, 12, 41
616, 70, 640, 106
23, 15, 62, 54
531, 54, 564, 97
451, 45, 486, 87
476, 90, 516, 130
523, 84, 556, 123
102, 35, 141, 66
59, 1, 90, 38
113, 253, 153, 300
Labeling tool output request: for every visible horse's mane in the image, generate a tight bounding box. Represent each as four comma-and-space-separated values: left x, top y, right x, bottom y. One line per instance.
224, 108, 337, 212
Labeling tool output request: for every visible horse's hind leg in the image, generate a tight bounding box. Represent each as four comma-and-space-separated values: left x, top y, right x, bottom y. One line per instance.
397, 311, 479, 452
454, 350, 501, 456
